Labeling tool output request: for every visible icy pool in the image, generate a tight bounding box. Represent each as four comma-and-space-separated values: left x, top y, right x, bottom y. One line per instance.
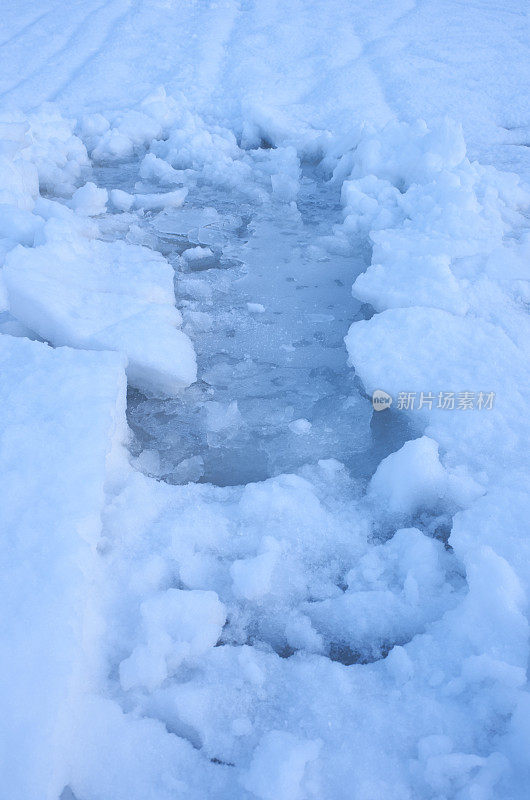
95, 162, 412, 487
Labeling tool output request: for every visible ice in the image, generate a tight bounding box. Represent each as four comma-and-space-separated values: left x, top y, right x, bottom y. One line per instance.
126, 173, 385, 487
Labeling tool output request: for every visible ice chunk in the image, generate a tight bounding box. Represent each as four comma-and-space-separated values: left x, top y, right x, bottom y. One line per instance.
205, 400, 242, 433
110, 187, 188, 212
152, 206, 220, 237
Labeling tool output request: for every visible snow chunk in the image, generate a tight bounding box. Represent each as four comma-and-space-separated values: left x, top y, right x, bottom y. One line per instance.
25, 105, 90, 196
110, 188, 135, 212
69, 181, 108, 216
306, 527, 458, 659
231, 538, 280, 601
4, 217, 197, 394
367, 436, 483, 522
182, 246, 213, 262
133, 188, 187, 211
346, 307, 527, 476
241, 731, 321, 800
119, 589, 226, 691
289, 418, 312, 435
110, 187, 187, 212
247, 302, 265, 313
0, 204, 43, 247
140, 152, 183, 185
69, 695, 224, 800
0, 148, 39, 211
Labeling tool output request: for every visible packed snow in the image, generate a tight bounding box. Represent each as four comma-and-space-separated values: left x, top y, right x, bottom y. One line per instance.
0, 2, 530, 799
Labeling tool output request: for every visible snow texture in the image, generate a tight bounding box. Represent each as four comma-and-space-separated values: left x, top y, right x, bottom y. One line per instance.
0, 2, 530, 799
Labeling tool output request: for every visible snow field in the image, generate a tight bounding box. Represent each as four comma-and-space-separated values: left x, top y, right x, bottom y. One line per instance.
0, 39, 529, 800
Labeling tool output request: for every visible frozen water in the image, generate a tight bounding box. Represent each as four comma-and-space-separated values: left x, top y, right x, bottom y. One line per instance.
91, 164, 412, 487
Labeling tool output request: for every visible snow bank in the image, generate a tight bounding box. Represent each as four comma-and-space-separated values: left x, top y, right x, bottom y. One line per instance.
337, 118, 530, 794
341, 119, 530, 474
77, 89, 301, 203
0, 335, 127, 800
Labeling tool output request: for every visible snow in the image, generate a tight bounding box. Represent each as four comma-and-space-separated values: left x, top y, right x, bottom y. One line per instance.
0, 334, 127, 800
1, 1, 530, 799
69, 181, 108, 216
240, 731, 321, 800
246, 302, 265, 314
367, 436, 484, 523
289, 418, 312, 435
3, 209, 196, 394
119, 588, 226, 692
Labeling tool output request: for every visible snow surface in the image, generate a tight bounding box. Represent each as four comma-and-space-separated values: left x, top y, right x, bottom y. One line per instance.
1, 2, 530, 799
0, 335, 127, 800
